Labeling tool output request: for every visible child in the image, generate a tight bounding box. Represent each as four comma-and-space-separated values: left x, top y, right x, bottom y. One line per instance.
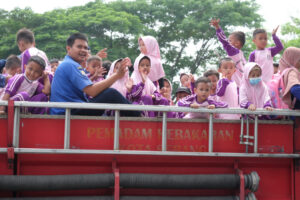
160, 78, 174, 105
86, 55, 106, 83
0, 56, 50, 114
107, 58, 130, 97
132, 36, 165, 89
240, 62, 273, 112
273, 63, 279, 74
210, 19, 246, 87
175, 87, 191, 104
180, 73, 195, 93
249, 27, 283, 83
204, 69, 220, 101
216, 58, 240, 120
50, 59, 59, 73
129, 56, 170, 117
16, 28, 51, 73
178, 77, 227, 119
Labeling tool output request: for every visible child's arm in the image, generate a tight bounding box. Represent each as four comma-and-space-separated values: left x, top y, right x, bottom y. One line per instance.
41, 72, 51, 95
210, 19, 239, 56
216, 78, 230, 97
178, 94, 195, 107
239, 86, 252, 109
0, 93, 11, 114
270, 27, 284, 57
208, 99, 228, 108
248, 51, 256, 62
126, 82, 144, 101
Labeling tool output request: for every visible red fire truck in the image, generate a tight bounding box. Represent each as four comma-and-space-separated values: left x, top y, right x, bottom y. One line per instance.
0, 100, 299, 199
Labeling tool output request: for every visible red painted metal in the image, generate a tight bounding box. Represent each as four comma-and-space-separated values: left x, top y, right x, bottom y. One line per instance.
7, 100, 14, 147
238, 170, 245, 200
113, 159, 120, 200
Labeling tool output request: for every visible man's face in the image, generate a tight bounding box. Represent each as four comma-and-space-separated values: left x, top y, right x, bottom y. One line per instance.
66, 39, 89, 63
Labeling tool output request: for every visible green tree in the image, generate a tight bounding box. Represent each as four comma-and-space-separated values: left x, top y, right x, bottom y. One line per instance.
281, 17, 300, 48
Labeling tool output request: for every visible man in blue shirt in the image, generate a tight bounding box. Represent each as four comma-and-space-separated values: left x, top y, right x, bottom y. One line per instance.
50, 33, 139, 116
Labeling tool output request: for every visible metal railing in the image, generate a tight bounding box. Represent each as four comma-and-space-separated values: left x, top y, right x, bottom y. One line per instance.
0, 100, 300, 158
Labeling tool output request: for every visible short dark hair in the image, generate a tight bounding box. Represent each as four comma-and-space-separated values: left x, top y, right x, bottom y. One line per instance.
67, 33, 88, 47
231, 31, 245, 47
204, 69, 220, 80
50, 58, 59, 64
253, 29, 266, 38
176, 87, 191, 95
194, 77, 211, 88
28, 55, 46, 71
273, 63, 279, 67
16, 28, 35, 43
218, 57, 235, 69
5, 55, 21, 70
87, 55, 102, 64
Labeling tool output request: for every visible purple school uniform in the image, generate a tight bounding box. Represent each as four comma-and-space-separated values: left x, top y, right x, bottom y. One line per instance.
3, 74, 48, 114
248, 34, 283, 83
21, 47, 51, 73
178, 94, 227, 119
216, 28, 247, 87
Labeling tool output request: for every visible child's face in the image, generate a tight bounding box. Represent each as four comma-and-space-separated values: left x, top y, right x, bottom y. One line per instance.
25, 61, 43, 81
219, 61, 236, 80
17, 40, 29, 52
273, 66, 278, 74
253, 33, 268, 50
163, 80, 171, 94
176, 92, 189, 102
113, 61, 122, 74
6, 67, 21, 76
138, 58, 151, 75
86, 60, 101, 75
228, 34, 241, 49
180, 75, 190, 88
139, 39, 147, 54
194, 82, 210, 102
206, 75, 218, 92
50, 62, 59, 73
248, 66, 262, 78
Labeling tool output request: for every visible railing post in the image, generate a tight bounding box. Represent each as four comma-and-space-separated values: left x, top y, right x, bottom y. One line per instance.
208, 113, 213, 153
240, 116, 244, 143
114, 110, 120, 150
246, 115, 249, 153
12, 107, 20, 148
64, 108, 71, 149
254, 115, 258, 153
162, 112, 167, 151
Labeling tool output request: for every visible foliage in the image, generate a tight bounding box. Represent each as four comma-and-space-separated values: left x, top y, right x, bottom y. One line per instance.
281, 17, 300, 48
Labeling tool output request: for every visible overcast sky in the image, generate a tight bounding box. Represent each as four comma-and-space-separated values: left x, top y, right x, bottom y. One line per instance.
1, 0, 299, 33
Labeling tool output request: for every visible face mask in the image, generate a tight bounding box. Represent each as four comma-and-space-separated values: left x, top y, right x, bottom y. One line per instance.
249, 77, 261, 85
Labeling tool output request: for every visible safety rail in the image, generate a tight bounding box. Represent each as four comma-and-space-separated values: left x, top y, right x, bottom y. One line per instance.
0, 100, 300, 158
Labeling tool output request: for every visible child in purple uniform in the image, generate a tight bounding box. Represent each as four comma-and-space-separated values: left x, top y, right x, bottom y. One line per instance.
0, 56, 50, 114
249, 26, 283, 83
86, 55, 106, 83
128, 56, 170, 117
178, 77, 227, 119
210, 19, 246, 87
204, 69, 219, 101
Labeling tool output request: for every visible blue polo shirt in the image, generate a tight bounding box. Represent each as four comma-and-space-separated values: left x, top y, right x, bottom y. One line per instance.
50, 55, 92, 115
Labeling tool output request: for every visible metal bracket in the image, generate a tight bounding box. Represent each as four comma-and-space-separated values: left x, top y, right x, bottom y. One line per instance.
112, 159, 120, 200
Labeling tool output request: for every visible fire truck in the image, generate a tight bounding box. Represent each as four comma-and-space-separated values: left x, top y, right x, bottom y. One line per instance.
0, 100, 299, 199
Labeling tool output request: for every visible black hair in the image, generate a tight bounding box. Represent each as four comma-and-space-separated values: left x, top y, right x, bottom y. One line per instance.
180, 73, 188, 80
67, 33, 88, 47
87, 55, 102, 64
28, 55, 46, 71
102, 60, 112, 78
50, 58, 59, 64
16, 28, 35, 44
194, 77, 211, 88
253, 29, 266, 38
139, 56, 150, 65
231, 31, 245, 47
204, 69, 220, 80
273, 63, 279, 67
218, 57, 235, 69
5, 55, 21, 70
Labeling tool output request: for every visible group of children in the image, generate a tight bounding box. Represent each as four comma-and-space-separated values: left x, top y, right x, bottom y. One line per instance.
0, 20, 300, 118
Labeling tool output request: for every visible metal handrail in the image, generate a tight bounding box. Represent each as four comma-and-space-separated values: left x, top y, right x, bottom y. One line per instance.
0, 100, 299, 157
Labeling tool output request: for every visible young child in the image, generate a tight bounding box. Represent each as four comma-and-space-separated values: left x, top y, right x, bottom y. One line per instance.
0, 56, 50, 114
178, 77, 227, 119
216, 58, 240, 120
175, 87, 191, 104
16, 28, 51, 73
160, 78, 174, 105
133, 36, 165, 89
180, 73, 195, 93
86, 55, 106, 83
128, 56, 170, 117
210, 19, 246, 87
107, 58, 130, 97
50, 59, 59, 73
249, 27, 283, 83
240, 62, 273, 112
204, 69, 220, 101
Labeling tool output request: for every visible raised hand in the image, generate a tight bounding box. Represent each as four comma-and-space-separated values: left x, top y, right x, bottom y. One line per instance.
210, 18, 220, 29
116, 60, 128, 79
97, 66, 107, 77
97, 48, 108, 59
140, 72, 147, 83
272, 25, 279, 35
126, 78, 134, 92
189, 74, 195, 83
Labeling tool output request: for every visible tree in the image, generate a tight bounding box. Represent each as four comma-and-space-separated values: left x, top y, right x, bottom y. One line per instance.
281, 17, 300, 48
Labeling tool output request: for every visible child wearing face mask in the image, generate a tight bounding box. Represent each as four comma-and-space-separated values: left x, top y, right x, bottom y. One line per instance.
249, 27, 283, 83
240, 62, 273, 112
0, 56, 50, 114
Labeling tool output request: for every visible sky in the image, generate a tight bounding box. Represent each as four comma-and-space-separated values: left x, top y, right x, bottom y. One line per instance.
0, 0, 299, 32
